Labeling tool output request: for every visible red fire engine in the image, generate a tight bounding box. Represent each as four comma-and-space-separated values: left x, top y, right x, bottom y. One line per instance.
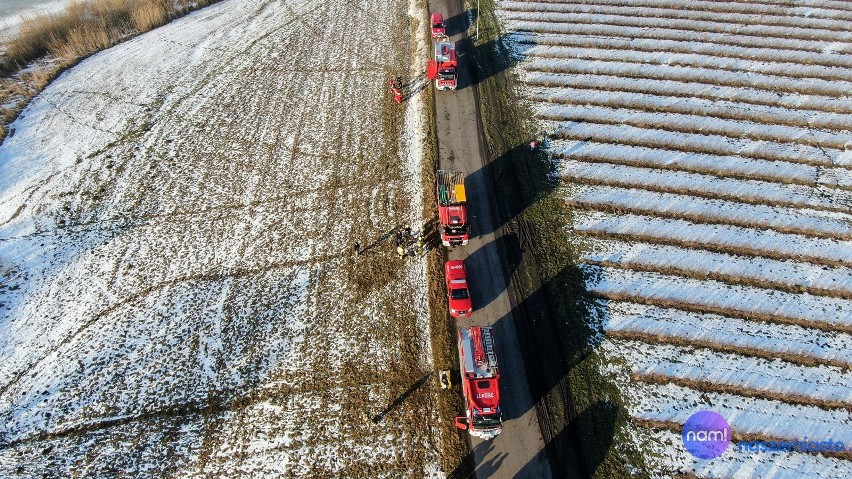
454, 326, 503, 439
430, 41, 457, 91
436, 170, 470, 246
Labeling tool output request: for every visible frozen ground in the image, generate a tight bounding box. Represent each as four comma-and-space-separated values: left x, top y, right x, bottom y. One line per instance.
0, 0, 440, 477
499, 0, 852, 477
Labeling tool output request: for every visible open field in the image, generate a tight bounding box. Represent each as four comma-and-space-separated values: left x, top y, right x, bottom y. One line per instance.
0, 0, 442, 477
499, 0, 852, 476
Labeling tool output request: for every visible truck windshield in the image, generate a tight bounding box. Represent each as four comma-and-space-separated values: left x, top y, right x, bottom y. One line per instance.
472, 413, 502, 429
438, 71, 456, 80
445, 225, 468, 235
451, 288, 469, 300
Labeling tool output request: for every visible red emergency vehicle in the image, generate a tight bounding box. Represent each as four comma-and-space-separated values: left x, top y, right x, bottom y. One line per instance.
445, 260, 473, 317
431, 12, 446, 38
454, 326, 503, 439
432, 41, 457, 90
436, 170, 469, 246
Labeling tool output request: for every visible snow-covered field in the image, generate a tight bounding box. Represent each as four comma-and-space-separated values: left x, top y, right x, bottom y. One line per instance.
0, 0, 440, 477
499, 0, 852, 477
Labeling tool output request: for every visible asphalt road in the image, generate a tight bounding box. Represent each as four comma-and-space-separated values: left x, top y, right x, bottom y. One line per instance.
427, 1, 554, 477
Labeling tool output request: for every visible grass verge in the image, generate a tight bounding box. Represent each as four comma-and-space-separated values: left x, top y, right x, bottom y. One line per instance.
467, 1, 650, 477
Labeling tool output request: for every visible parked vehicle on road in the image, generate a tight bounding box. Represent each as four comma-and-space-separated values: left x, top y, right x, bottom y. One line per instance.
436, 170, 469, 246
455, 326, 503, 439
431, 41, 457, 90
445, 259, 473, 317
431, 12, 446, 38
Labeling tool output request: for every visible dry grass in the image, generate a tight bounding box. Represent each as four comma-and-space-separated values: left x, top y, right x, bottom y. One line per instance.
0, 0, 218, 143
131, 0, 172, 32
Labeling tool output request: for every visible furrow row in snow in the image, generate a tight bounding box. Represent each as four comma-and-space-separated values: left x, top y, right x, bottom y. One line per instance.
525, 57, 852, 98
575, 211, 852, 268
559, 159, 852, 213
520, 0, 852, 20
503, 12, 852, 43
602, 301, 852, 368
610, 339, 852, 407
500, 1, 852, 30
582, 238, 852, 298
539, 103, 852, 152
526, 84, 852, 132
506, 20, 852, 54
640, 428, 852, 479
549, 122, 852, 172
523, 44, 852, 83
619, 380, 852, 445
583, 264, 852, 329
550, 139, 848, 188
511, 32, 852, 70
568, 184, 852, 240
523, 71, 852, 114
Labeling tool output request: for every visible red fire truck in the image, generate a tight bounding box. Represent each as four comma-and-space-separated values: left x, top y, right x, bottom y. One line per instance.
454, 326, 503, 439
431, 41, 457, 90
436, 170, 470, 246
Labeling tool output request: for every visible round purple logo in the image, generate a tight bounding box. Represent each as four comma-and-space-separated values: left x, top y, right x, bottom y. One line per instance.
682, 410, 731, 459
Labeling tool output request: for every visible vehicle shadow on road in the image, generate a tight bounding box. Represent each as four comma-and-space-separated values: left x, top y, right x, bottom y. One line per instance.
514, 400, 618, 479
491, 263, 618, 478
442, 9, 474, 38
463, 232, 521, 312
455, 32, 533, 91
466, 143, 559, 239
445, 438, 505, 479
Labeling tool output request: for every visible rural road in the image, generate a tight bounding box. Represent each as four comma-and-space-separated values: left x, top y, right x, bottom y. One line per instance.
427, 0, 554, 477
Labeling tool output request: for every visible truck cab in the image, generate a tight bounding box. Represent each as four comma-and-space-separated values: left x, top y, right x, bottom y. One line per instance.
431, 12, 446, 38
